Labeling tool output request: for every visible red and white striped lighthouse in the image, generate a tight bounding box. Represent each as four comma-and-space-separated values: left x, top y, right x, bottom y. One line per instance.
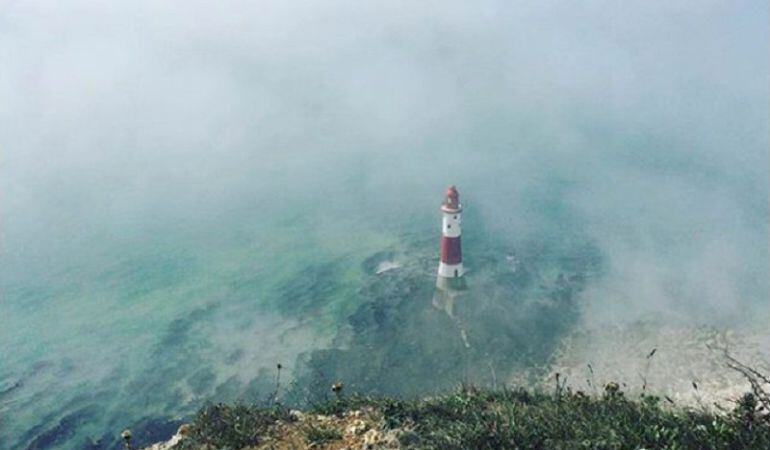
436, 185, 466, 290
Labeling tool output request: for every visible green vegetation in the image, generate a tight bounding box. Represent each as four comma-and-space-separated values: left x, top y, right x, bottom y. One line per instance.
363, 387, 770, 449
304, 424, 343, 445
174, 402, 290, 450
175, 383, 770, 449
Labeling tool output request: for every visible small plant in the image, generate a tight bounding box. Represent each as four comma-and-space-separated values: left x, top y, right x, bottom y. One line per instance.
725, 353, 770, 423
331, 382, 344, 397
269, 362, 283, 405
120, 429, 132, 450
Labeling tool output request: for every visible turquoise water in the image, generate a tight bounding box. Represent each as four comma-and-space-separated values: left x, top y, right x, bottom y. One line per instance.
1, 202, 404, 448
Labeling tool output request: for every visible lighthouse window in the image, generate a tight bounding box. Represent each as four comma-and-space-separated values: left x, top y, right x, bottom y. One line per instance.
453, 215, 457, 219
447, 224, 451, 229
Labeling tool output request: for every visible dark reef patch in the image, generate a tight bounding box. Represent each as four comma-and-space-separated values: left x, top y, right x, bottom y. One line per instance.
285, 236, 601, 405
225, 348, 245, 365
24, 405, 100, 450
274, 262, 342, 315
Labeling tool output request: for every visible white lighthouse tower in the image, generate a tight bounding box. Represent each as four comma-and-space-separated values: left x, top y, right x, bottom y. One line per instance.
435, 185, 467, 295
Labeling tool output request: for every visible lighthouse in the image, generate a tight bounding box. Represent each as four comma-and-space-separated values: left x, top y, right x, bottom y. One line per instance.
436, 185, 466, 292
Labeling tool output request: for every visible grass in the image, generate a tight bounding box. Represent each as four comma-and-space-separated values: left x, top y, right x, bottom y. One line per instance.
174, 383, 770, 449
366, 386, 770, 449
304, 424, 343, 445
174, 402, 291, 450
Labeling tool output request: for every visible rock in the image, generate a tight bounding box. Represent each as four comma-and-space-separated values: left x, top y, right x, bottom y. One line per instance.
289, 409, 305, 421
345, 419, 368, 436
141, 424, 190, 450
362, 429, 382, 449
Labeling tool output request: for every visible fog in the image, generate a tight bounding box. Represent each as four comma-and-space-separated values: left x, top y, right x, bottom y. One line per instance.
4, 0, 767, 317
1, 0, 768, 447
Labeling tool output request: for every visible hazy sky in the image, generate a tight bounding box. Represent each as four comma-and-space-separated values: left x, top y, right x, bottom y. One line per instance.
1, 0, 768, 324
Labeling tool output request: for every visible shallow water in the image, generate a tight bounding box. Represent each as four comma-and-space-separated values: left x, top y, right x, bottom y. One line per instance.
1, 209, 400, 448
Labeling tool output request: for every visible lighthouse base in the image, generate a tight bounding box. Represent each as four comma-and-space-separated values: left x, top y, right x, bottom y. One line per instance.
435, 275, 467, 291
433, 275, 467, 316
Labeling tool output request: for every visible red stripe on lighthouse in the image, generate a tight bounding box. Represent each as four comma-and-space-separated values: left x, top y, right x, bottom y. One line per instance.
440, 236, 462, 264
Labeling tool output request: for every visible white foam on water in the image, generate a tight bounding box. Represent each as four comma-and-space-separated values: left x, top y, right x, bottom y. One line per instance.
375, 261, 401, 274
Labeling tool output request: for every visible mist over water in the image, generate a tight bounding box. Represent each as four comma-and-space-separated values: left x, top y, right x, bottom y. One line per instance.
1, 1, 768, 448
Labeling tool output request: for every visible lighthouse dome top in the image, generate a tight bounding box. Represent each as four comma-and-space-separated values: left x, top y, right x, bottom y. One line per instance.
441, 185, 462, 212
